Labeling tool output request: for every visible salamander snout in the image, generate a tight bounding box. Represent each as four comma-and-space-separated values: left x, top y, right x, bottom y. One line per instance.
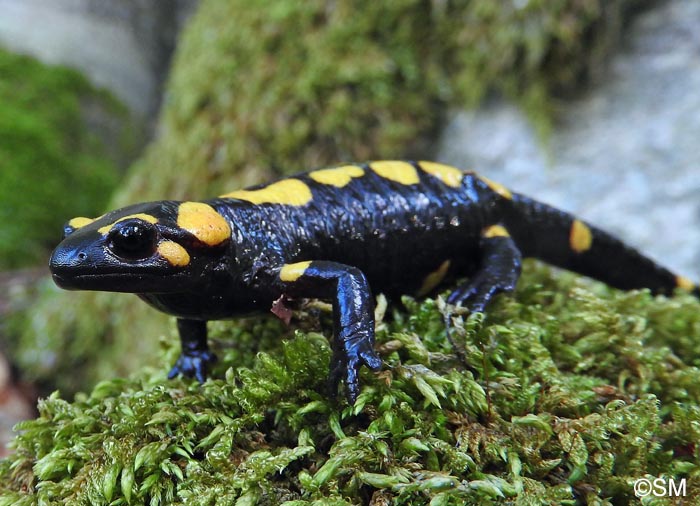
49, 244, 91, 288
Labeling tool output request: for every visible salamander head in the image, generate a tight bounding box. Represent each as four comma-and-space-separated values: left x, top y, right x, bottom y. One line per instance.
49, 201, 231, 293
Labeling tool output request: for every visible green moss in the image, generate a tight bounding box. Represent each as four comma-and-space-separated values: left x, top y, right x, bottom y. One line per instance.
12, 284, 170, 394
0, 48, 129, 269
116, 0, 639, 203
2, 262, 699, 504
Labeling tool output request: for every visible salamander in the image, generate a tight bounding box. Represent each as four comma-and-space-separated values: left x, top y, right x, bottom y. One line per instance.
49, 161, 700, 402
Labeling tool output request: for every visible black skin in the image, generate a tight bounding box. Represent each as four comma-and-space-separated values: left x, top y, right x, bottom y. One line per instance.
49, 161, 699, 403
167, 319, 215, 383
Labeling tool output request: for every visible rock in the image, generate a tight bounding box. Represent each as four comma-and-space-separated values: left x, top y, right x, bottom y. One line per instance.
435, 0, 700, 280
0, 0, 198, 116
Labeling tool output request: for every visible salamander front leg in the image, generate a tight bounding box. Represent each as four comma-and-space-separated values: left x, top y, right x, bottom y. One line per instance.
168, 318, 216, 383
277, 261, 383, 403
448, 225, 523, 312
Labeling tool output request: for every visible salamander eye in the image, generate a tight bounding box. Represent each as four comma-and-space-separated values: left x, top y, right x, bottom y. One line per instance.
107, 219, 157, 260
62, 223, 76, 239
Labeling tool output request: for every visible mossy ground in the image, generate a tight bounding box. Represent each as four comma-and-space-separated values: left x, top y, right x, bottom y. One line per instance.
2, 262, 699, 505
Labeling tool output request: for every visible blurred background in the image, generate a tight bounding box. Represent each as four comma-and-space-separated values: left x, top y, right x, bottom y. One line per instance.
1, 0, 698, 455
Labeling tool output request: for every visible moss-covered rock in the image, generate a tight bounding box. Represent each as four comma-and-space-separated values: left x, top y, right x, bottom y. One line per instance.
2, 262, 699, 504
0, 48, 135, 269
127, 0, 640, 202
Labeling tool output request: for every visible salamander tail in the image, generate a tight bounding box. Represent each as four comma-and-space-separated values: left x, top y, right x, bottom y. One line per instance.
501, 193, 692, 297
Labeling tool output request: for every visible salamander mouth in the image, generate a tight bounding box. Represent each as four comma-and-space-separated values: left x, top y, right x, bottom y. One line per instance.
51, 271, 184, 293
53, 272, 137, 291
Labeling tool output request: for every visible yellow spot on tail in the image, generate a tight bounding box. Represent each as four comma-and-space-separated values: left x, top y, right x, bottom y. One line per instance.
98, 213, 158, 235
280, 261, 312, 282
570, 219, 593, 253
68, 217, 95, 229
483, 224, 510, 238
221, 179, 312, 206
370, 161, 420, 185
417, 260, 451, 297
479, 175, 513, 200
157, 240, 190, 267
419, 161, 463, 188
309, 165, 364, 187
177, 202, 231, 246
676, 275, 696, 292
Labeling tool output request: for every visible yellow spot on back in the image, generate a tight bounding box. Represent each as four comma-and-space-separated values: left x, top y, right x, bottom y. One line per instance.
308, 165, 364, 187
483, 225, 510, 238
370, 161, 420, 185
221, 179, 312, 206
417, 260, 451, 297
570, 219, 593, 253
419, 161, 464, 188
68, 217, 95, 229
676, 275, 695, 292
158, 240, 190, 267
177, 202, 231, 246
479, 175, 513, 200
98, 213, 158, 235
280, 261, 312, 282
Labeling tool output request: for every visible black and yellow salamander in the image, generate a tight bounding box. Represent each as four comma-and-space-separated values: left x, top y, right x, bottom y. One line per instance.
49, 161, 700, 402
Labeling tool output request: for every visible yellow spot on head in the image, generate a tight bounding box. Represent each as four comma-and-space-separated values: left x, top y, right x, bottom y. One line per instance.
68, 217, 95, 229
280, 261, 312, 282
220, 179, 312, 206
177, 202, 231, 246
570, 219, 593, 253
98, 213, 158, 235
483, 225, 510, 238
417, 260, 451, 297
158, 240, 190, 267
479, 175, 513, 200
370, 161, 420, 185
309, 165, 364, 187
419, 161, 464, 188
676, 275, 695, 292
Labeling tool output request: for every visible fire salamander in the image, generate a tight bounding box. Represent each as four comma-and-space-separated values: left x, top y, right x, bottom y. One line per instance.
49, 161, 700, 402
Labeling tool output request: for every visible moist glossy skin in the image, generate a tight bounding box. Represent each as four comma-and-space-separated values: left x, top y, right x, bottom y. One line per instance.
49, 161, 700, 402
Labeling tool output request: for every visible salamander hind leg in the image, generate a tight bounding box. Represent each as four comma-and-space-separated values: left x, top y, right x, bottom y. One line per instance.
168, 318, 217, 383
447, 225, 523, 313
277, 260, 382, 404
